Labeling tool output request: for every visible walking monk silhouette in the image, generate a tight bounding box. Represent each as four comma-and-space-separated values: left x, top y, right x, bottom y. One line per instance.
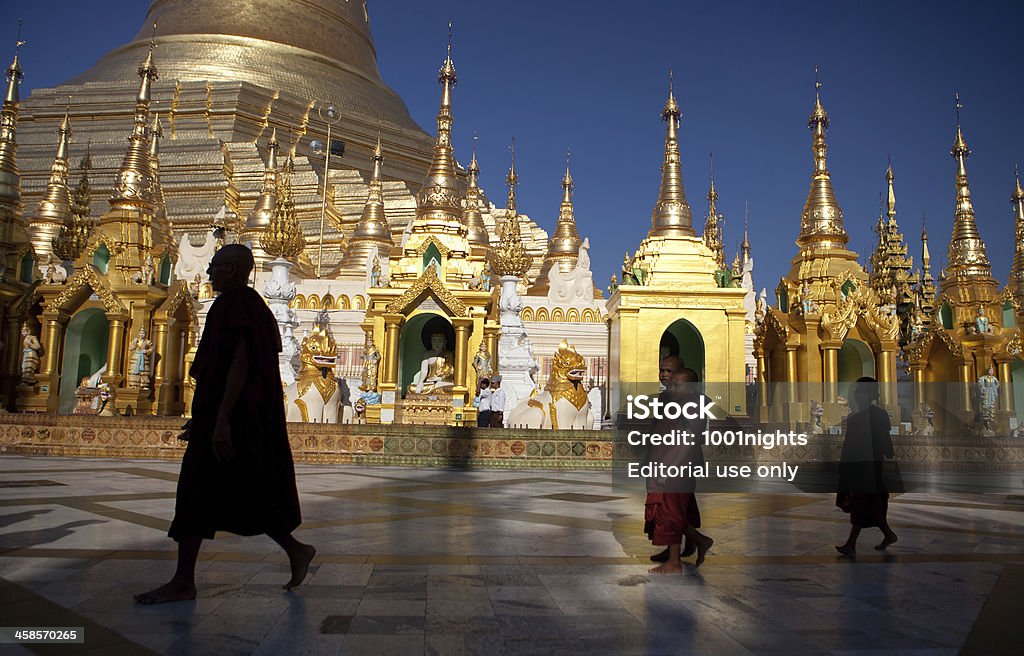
135, 244, 315, 604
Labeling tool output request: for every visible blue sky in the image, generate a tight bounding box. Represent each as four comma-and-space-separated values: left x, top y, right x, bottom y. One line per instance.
9, 1, 1024, 296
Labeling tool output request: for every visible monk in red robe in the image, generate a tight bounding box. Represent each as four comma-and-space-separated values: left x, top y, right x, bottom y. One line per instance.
645, 368, 713, 575
135, 245, 314, 604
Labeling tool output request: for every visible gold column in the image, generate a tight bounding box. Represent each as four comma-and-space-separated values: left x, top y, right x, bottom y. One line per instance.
453, 318, 472, 392
785, 346, 798, 405
152, 321, 169, 392
998, 360, 1014, 414
106, 317, 126, 381
756, 350, 769, 412
960, 361, 973, 413
382, 313, 402, 388
39, 314, 64, 379
486, 330, 499, 373
821, 343, 839, 403
911, 366, 925, 409
876, 348, 895, 407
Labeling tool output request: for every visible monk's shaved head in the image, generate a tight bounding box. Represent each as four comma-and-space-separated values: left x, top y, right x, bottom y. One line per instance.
213, 244, 255, 276
208, 244, 255, 292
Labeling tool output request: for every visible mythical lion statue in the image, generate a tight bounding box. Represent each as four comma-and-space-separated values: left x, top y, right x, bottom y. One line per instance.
507, 340, 592, 430
283, 311, 342, 423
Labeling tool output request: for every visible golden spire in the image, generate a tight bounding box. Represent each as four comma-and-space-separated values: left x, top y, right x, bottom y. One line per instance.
1009, 166, 1024, 306
29, 105, 73, 262
944, 93, 992, 280
649, 69, 694, 237
917, 215, 936, 325
149, 113, 173, 248
110, 24, 160, 212
797, 66, 847, 250
740, 200, 751, 267
341, 132, 394, 270
703, 153, 725, 268
530, 149, 584, 294
0, 25, 25, 210
53, 149, 95, 263
415, 23, 463, 226
492, 143, 532, 278
262, 155, 304, 259
464, 131, 489, 247
246, 127, 280, 231
886, 158, 897, 225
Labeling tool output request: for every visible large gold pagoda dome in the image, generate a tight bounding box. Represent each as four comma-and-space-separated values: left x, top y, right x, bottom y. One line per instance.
66, 0, 422, 133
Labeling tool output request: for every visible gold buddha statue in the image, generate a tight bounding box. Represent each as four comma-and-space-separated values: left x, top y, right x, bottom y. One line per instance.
407, 332, 455, 395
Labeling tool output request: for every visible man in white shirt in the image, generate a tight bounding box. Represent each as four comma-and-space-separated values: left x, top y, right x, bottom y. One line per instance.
489, 375, 506, 428
474, 378, 491, 428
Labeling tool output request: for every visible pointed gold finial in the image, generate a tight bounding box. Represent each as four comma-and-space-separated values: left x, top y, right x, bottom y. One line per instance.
245, 127, 280, 233
262, 154, 304, 259
492, 141, 532, 278
148, 113, 162, 159
415, 24, 462, 224
797, 65, 846, 250
533, 144, 582, 286
650, 69, 693, 237
703, 152, 725, 268
944, 94, 991, 280
28, 98, 75, 262
562, 148, 574, 202
886, 156, 896, 223
1010, 165, 1024, 306
4, 20, 25, 106
506, 138, 518, 215
341, 131, 393, 269
463, 130, 488, 247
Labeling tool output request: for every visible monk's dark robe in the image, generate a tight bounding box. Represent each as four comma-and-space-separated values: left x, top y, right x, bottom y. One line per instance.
643, 391, 704, 546
836, 404, 894, 528
168, 285, 301, 540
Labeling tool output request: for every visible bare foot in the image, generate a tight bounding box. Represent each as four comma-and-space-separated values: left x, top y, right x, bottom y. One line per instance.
649, 548, 671, 563
835, 544, 856, 556
875, 534, 898, 551
681, 540, 696, 558
284, 543, 316, 590
134, 579, 197, 605
649, 561, 683, 575
694, 536, 713, 567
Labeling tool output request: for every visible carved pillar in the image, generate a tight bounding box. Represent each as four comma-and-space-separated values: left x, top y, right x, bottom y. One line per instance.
876, 347, 896, 408
755, 348, 769, 416
820, 342, 840, 404
785, 346, 798, 405
998, 359, 1014, 414
453, 318, 472, 392
39, 314, 64, 379
382, 313, 402, 389
959, 361, 973, 413
911, 365, 925, 409
106, 317, 126, 382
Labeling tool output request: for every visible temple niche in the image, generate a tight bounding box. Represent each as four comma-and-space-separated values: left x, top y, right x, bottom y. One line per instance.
753, 79, 900, 428
606, 79, 749, 419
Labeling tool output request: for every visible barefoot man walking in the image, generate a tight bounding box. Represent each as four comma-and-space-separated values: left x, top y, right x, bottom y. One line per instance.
135, 245, 315, 604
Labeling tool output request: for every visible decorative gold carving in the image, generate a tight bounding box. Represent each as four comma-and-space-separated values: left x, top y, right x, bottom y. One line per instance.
45, 266, 126, 315
261, 156, 304, 259
385, 264, 466, 317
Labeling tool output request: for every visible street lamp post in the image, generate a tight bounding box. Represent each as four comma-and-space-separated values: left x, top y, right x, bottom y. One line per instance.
313, 102, 341, 279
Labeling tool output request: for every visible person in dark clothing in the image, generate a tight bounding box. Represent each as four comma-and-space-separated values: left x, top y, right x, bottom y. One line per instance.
650, 357, 702, 563
135, 245, 314, 604
645, 368, 713, 574
835, 376, 899, 555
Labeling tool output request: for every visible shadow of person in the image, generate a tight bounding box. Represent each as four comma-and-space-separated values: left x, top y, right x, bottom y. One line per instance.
0, 519, 107, 550
0, 509, 53, 529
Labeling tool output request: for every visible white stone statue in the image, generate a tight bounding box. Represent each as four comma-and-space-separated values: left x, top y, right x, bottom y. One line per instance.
975, 306, 992, 335
408, 332, 455, 395
20, 325, 42, 386
133, 253, 156, 285
283, 312, 343, 423
547, 237, 596, 306
42, 255, 67, 284
507, 340, 592, 430
175, 228, 219, 285
978, 365, 999, 436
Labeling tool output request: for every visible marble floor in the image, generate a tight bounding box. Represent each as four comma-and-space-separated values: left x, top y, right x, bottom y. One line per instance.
0, 455, 1020, 655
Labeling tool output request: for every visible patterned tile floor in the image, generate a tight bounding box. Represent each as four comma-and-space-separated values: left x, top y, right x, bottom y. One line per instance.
0, 455, 1021, 655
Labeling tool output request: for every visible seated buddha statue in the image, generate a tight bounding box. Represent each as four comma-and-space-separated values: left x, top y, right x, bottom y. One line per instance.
407, 332, 455, 395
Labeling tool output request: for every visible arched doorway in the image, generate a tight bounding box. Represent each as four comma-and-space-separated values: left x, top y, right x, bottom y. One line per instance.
660, 318, 705, 382
837, 338, 875, 401
58, 308, 110, 413
398, 313, 455, 398
1010, 358, 1024, 426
